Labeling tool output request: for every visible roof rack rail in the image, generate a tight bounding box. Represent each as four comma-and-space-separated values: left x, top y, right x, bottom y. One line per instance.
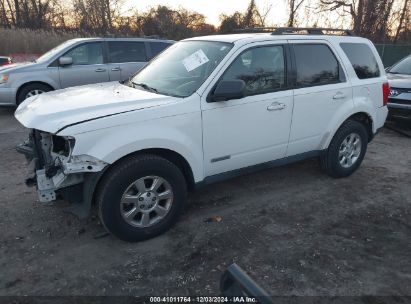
232, 27, 277, 33
232, 27, 356, 36
102, 34, 167, 39
272, 27, 356, 36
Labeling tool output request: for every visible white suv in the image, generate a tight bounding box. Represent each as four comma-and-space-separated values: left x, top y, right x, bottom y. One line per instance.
15, 28, 389, 242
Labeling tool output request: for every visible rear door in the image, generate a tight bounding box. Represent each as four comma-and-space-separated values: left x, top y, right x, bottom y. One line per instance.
107, 41, 148, 82
287, 41, 352, 156
58, 42, 109, 88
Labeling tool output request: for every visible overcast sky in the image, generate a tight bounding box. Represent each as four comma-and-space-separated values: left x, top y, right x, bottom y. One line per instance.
123, 0, 289, 26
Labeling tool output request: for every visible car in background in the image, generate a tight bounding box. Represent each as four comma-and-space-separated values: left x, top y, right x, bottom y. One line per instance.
386, 54, 411, 121
0, 37, 174, 106
0, 56, 12, 66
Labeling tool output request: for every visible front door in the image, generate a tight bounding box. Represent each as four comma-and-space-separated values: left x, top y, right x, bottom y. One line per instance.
58, 42, 109, 88
201, 43, 294, 177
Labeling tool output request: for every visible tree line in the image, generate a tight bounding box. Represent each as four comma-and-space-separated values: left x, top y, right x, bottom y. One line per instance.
0, 0, 410, 43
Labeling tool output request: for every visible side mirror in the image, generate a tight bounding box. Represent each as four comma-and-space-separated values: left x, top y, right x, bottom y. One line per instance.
212, 80, 245, 102
59, 56, 73, 66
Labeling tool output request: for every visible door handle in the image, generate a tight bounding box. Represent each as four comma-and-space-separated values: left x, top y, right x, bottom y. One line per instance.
333, 92, 346, 100
267, 102, 286, 111
111, 67, 121, 72
95, 68, 106, 72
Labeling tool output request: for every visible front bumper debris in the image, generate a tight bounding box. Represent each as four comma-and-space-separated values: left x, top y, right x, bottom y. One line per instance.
16, 129, 108, 203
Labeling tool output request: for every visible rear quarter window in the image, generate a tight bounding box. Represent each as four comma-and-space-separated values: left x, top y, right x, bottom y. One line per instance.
340, 43, 380, 79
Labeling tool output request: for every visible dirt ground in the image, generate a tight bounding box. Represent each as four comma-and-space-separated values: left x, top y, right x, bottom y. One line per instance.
0, 107, 410, 298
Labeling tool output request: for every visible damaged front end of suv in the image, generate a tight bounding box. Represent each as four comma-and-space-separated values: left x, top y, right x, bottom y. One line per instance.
16, 129, 108, 217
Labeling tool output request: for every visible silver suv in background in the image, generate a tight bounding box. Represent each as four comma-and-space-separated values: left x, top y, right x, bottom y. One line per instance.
0, 37, 174, 106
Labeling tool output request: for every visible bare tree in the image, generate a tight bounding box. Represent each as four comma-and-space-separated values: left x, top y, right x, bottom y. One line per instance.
319, 0, 399, 42
0, 0, 409, 44
0, 0, 11, 27
137, 5, 215, 40
257, 3, 272, 26
72, 0, 122, 34
394, 0, 410, 42
219, 0, 267, 32
287, 0, 305, 27
242, 0, 264, 28
0, 0, 60, 29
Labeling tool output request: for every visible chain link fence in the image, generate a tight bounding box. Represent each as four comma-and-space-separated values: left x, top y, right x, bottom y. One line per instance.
375, 44, 411, 67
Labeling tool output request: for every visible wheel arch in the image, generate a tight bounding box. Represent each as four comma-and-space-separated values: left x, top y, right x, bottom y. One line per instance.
322, 111, 374, 150
346, 112, 374, 141
16, 81, 55, 103
99, 148, 196, 192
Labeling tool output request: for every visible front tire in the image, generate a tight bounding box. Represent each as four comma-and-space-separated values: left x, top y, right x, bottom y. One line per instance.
321, 120, 368, 178
96, 154, 187, 242
17, 83, 52, 105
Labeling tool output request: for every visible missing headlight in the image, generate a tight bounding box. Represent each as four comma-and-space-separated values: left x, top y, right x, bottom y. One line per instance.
52, 135, 75, 157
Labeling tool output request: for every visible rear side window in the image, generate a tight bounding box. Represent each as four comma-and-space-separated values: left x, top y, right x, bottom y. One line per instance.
149, 42, 171, 59
340, 43, 380, 79
294, 44, 341, 87
108, 41, 147, 63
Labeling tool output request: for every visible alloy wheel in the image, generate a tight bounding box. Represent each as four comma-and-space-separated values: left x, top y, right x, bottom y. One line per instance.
120, 176, 173, 228
338, 132, 362, 168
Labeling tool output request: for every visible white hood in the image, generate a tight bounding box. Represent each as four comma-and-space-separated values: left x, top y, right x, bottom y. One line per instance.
15, 82, 179, 134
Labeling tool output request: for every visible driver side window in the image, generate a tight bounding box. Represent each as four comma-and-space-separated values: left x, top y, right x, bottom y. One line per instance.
221, 45, 286, 97
64, 43, 104, 66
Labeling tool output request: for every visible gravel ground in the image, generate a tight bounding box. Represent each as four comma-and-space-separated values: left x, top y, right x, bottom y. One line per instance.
0, 107, 410, 298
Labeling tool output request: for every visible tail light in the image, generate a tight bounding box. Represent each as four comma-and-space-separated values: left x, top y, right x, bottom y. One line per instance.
382, 82, 390, 106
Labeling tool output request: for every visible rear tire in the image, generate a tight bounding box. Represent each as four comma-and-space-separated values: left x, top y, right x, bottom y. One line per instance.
96, 154, 187, 242
321, 120, 368, 178
17, 83, 52, 105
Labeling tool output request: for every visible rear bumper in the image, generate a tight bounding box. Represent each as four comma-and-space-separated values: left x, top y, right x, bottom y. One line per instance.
0, 86, 17, 106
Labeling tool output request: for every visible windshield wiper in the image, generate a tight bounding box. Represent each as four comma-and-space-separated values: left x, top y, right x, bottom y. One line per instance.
132, 82, 158, 93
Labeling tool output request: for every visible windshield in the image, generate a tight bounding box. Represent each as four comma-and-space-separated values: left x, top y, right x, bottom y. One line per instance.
130, 40, 233, 97
35, 40, 78, 64
389, 56, 411, 75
